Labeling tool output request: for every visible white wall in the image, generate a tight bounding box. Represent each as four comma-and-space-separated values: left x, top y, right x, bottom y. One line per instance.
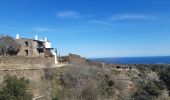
45, 42, 51, 48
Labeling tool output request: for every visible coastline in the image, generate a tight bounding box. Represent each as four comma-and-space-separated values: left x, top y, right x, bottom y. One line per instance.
90, 56, 170, 64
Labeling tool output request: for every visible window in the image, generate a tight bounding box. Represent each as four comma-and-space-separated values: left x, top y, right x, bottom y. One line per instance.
25, 50, 28, 56
25, 41, 28, 47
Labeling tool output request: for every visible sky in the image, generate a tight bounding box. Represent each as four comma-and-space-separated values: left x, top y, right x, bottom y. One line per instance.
0, 0, 170, 58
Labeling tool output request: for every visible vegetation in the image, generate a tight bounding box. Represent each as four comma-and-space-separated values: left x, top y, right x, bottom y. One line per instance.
0, 75, 32, 100
50, 63, 170, 100
133, 80, 162, 100
0, 50, 169, 100
0, 35, 20, 56
159, 66, 170, 95
99, 74, 115, 98
43, 63, 54, 80
52, 62, 115, 100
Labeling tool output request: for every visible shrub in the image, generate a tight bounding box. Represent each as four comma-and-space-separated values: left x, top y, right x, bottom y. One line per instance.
133, 80, 162, 100
100, 74, 115, 98
52, 96, 59, 100
159, 66, 170, 95
57, 61, 114, 100
43, 63, 54, 80
0, 75, 32, 100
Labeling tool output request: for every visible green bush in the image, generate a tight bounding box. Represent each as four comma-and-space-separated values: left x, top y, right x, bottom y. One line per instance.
133, 80, 161, 100
0, 75, 32, 100
144, 81, 161, 97
52, 96, 59, 100
160, 67, 170, 90
100, 74, 115, 98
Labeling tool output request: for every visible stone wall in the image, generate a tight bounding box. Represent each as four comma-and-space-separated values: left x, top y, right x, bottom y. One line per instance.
16, 38, 46, 57
0, 56, 55, 65
16, 38, 34, 56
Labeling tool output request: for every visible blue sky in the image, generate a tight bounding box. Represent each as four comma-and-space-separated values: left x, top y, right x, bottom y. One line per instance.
0, 0, 170, 58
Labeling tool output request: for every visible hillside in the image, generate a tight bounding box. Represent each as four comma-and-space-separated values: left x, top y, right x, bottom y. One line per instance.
0, 54, 170, 100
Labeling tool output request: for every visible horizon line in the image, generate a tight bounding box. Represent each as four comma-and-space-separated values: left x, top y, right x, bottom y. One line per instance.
89, 55, 170, 59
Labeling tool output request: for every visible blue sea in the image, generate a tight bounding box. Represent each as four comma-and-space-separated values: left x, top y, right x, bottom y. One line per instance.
91, 56, 170, 64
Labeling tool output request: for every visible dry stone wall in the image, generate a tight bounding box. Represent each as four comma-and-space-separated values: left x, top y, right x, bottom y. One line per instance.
0, 56, 55, 65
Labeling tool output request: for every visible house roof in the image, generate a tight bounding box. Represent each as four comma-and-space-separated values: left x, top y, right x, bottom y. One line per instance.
17, 38, 45, 43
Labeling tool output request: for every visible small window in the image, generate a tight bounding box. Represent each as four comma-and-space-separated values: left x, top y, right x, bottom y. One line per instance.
25, 41, 28, 47
25, 50, 28, 55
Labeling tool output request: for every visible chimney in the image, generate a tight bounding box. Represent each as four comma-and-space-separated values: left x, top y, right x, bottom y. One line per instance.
16, 34, 19, 39
45, 37, 47, 42
35, 35, 38, 40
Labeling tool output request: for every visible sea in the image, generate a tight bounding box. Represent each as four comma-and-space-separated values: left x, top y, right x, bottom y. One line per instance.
91, 56, 170, 64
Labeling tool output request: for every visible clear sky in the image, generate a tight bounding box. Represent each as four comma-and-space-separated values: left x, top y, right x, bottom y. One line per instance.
0, 0, 170, 58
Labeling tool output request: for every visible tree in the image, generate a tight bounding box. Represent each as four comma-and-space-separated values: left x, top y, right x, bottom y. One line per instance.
0, 35, 20, 56
0, 75, 32, 100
